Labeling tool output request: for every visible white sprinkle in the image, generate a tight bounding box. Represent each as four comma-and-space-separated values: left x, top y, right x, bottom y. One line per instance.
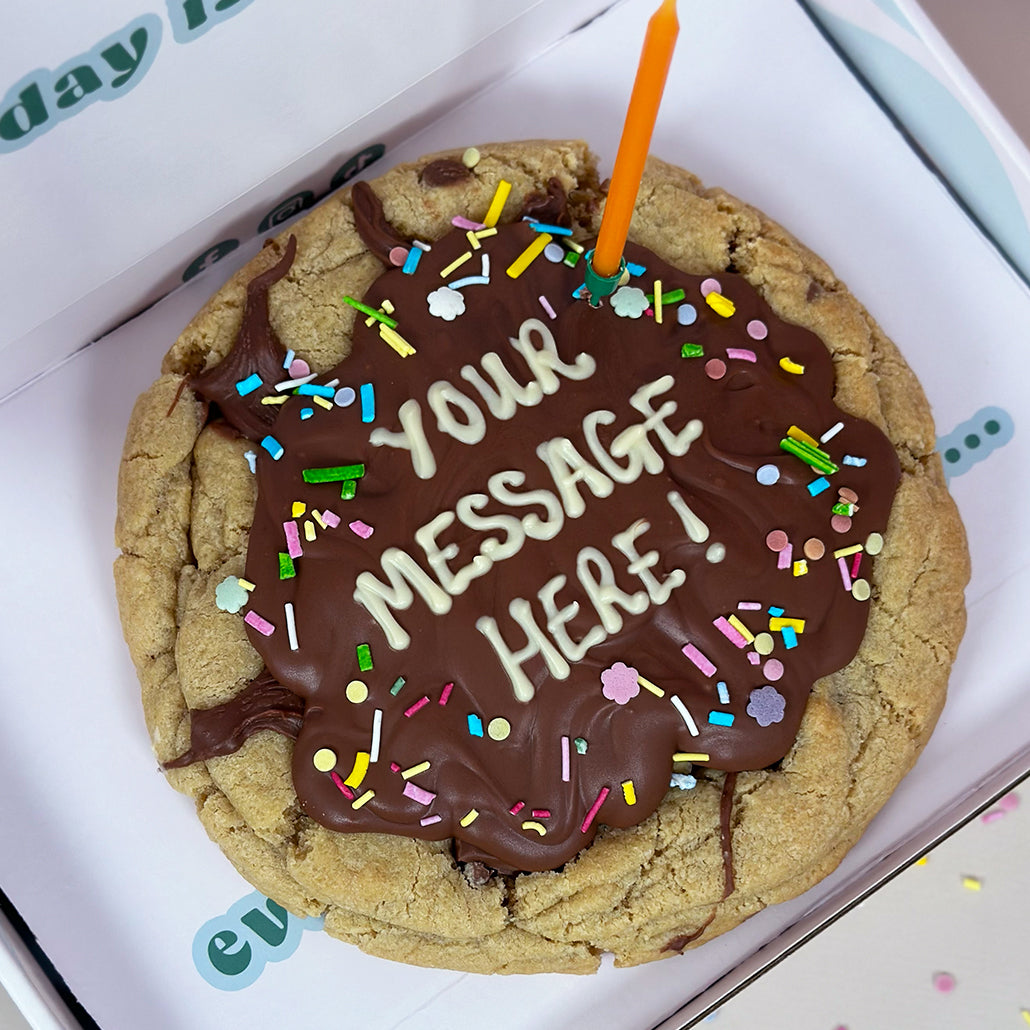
284, 602, 298, 651
481, 253, 490, 278
243, 450, 257, 473
370, 708, 383, 763
820, 421, 844, 443
717, 681, 730, 705
413, 240, 432, 251
670, 695, 699, 736
275, 372, 318, 392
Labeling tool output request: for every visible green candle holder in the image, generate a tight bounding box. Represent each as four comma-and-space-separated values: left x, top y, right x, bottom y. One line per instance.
582, 249, 626, 306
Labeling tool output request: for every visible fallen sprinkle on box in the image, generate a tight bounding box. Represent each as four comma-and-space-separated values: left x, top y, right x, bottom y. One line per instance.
244, 610, 275, 636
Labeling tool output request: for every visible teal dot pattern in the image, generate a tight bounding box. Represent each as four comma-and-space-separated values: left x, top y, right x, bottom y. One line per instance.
937, 406, 1014, 481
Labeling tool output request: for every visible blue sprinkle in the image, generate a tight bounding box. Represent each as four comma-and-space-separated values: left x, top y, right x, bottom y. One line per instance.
282, 349, 295, 370
670, 772, 697, 790
402, 247, 422, 275
572, 283, 588, 299
807, 476, 831, 496
676, 303, 698, 326
260, 435, 284, 460
467, 713, 484, 737
295, 383, 334, 398
528, 222, 573, 236
769, 605, 785, 617
717, 681, 730, 705
626, 261, 647, 277
300, 408, 314, 420
843, 455, 867, 466
781, 626, 798, 649
756, 463, 780, 486
708, 711, 735, 727
235, 373, 263, 396
360, 382, 375, 423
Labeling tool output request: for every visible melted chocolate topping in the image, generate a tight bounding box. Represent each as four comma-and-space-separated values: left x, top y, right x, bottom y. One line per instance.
519, 177, 572, 227
420, 159, 472, 187
184, 209, 899, 873
351, 181, 408, 263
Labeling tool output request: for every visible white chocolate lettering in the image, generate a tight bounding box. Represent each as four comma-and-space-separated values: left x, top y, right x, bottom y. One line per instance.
427, 380, 487, 445
476, 602, 571, 703
460, 351, 543, 420
509, 318, 596, 394
369, 399, 437, 480
576, 546, 649, 633
583, 409, 644, 484
455, 493, 524, 562
536, 437, 614, 518
666, 490, 710, 543
628, 375, 704, 456
487, 470, 564, 541
415, 511, 490, 596
612, 519, 685, 605
538, 575, 604, 662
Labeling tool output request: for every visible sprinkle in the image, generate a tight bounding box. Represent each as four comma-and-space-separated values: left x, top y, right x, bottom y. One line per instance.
510, 801, 525, 815
475, 228, 497, 241
341, 480, 357, 500
261, 436, 284, 460
756, 463, 780, 485
776, 542, 793, 570
261, 395, 288, 406
543, 242, 565, 263
865, 532, 884, 555
708, 711, 734, 727
360, 382, 375, 423
295, 383, 334, 399
804, 538, 825, 560
538, 294, 557, 319
243, 451, 257, 473
420, 814, 442, 827
467, 713, 484, 736
312, 748, 336, 773
727, 614, 754, 642
838, 557, 853, 590
402, 247, 422, 274
781, 625, 798, 649
522, 820, 546, 835
580, 786, 610, 833
452, 215, 485, 231
303, 463, 365, 484
283, 521, 303, 558
764, 659, 784, 681
461, 146, 480, 167
341, 295, 398, 328
779, 356, 805, 374
563, 250, 582, 268
574, 737, 588, 755
681, 343, 704, 358
351, 789, 375, 810
806, 477, 831, 497
390, 676, 406, 696
700, 278, 721, 296
705, 358, 726, 380
310, 510, 327, 530
466, 229, 482, 251
329, 772, 354, 799
349, 520, 374, 539
380, 323, 417, 357
626, 261, 646, 276
334, 386, 356, 407
753, 631, 774, 654
654, 279, 663, 324
401, 761, 431, 780
237, 579, 255, 592
747, 685, 786, 726
303, 520, 316, 542
321, 509, 341, 528
769, 617, 805, 632
531, 808, 551, 819
793, 559, 808, 576
487, 717, 511, 741
215, 577, 249, 612
370, 708, 382, 763
314, 395, 334, 411
482, 179, 511, 227
344, 750, 370, 788
345, 680, 368, 704
275, 372, 317, 392
961, 875, 982, 891
637, 674, 665, 698
622, 780, 637, 805
931, 971, 956, 993
439, 681, 454, 705
833, 544, 863, 559
787, 425, 821, 448
404, 695, 430, 717
506, 232, 552, 278
842, 455, 866, 466
851, 579, 871, 601
282, 349, 295, 370
677, 303, 698, 325
448, 274, 490, 289
673, 752, 710, 763
561, 735, 570, 782
821, 421, 845, 443
235, 373, 263, 396
738, 601, 762, 610
284, 602, 298, 651
831, 514, 852, 534
460, 808, 479, 827
850, 551, 863, 579
601, 661, 640, 704
717, 681, 730, 704
670, 695, 700, 735
670, 773, 697, 790
277, 553, 296, 580
780, 437, 838, 474
726, 348, 756, 362
356, 643, 373, 671
714, 616, 748, 648
682, 642, 716, 678
746, 319, 768, 340
769, 606, 785, 616
706, 292, 735, 317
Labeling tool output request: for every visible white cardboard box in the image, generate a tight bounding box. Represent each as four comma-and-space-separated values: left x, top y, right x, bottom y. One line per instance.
1, 1, 1028, 1028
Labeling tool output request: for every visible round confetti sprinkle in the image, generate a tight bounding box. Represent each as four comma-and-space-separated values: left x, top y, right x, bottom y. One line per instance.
746, 319, 768, 340
677, 303, 698, 325
932, 971, 956, 993
461, 146, 480, 168
763, 659, 784, 681
215, 576, 249, 613
334, 386, 356, 407
487, 717, 511, 741
705, 358, 726, 380
312, 748, 337, 772
543, 242, 565, 263
830, 514, 852, 534
706, 542, 726, 563
753, 632, 774, 656
838, 487, 859, 504
288, 357, 310, 379
765, 529, 789, 552
851, 578, 871, 601
865, 531, 884, 555
700, 277, 721, 297
345, 679, 369, 704
388, 246, 408, 266
803, 537, 825, 560
756, 463, 780, 485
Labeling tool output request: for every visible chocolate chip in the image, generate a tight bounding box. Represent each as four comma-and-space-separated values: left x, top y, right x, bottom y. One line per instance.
421, 159, 472, 187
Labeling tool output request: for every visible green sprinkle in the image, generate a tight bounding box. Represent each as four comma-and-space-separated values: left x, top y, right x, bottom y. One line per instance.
573, 737, 588, 755
390, 676, 406, 696
562, 250, 581, 268
680, 343, 704, 358
356, 643, 373, 672
831, 501, 856, 516
303, 464, 365, 484
341, 479, 357, 500
278, 552, 296, 579
341, 295, 398, 328
779, 437, 839, 475
647, 288, 686, 305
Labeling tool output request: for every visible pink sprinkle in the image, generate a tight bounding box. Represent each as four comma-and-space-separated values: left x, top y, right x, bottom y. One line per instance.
349, 519, 374, 539
538, 295, 557, 319
390, 762, 401, 772
283, 520, 303, 558
838, 555, 853, 591
766, 529, 789, 552
737, 601, 763, 610
981, 809, 1007, 824
403, 781, 436, 806
705, 358, 726, 380
321, 509, 341, 528
714, 616, 748, 649
439, 681, 454, 705
726, 348, 757, 362
561, 735, 570, 782
510, 801, 525, 815
850, 551, 863, 579
700, 277, 721, 297
330, 771, 354, 799
452, 215, 485, 231
764, 659, 784, 681
1001, 792, 1020, 811
682, 642, 717, 677
746, 319, 768, 340
420, 814, 442, 826
404, 695, 431, 717
831, 514, 852, 534
747, 651, 761, 666
932, 971, 956, 993
244, 610, 275, 636
388, 246, 408, 266
580, 786, 610, 833
777, 542, 793, 570
532, 809, 551, 819
288, 357, 310, 379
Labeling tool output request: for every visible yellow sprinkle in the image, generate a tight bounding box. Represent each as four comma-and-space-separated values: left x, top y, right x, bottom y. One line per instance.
622, 780, 637, 805
654, 279, 663, 324
487, 717, 511, 741
351, 789, 375, 809
865, 532, 884, 555
311, 509, 327, 530
401, 760, 431, 780
851, 578, 871, 601
462, 146, 480, 168
1020, 1008, 1030, 1025
726, 614, 754, 643
482, 179, 511, 228
345, 680, 369, 704
364, 314, 376, 327
344, 750, 370, 788
769, 617, 806, 633
473, 226, 498, 240
753, 631, 774, 655
673, 752, 710, 763
260, 394, 288, 405
313, 393, 333, 410
291, 501, 306, 518
832, 543, 864, 559
962, 876, 982, 891
792, 559, 808, 577
506, 232, 552, 279
637, 674, 665, 698
563, 237, 585, 254
779, 356, 805, 374
787, 425, 821, 448
381, 298, 395, 314
439, 251, 473, 278
915, 855, 929, 866
312, 748, 337, 772
459, 808, 479, 827
237, 578, 256, 591
379, 323, 416, 357
466, 229, 481, 250
521, 820, 546, 836
304, 520, 316, 542
705, 291, 736, 317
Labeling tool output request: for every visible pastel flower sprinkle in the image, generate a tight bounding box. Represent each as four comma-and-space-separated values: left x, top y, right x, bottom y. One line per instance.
427, 286, 465, 320
610, 286, 650, 319
601, 661, 641, 705
747, 684, 786, 726
215, 577, 249, 613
